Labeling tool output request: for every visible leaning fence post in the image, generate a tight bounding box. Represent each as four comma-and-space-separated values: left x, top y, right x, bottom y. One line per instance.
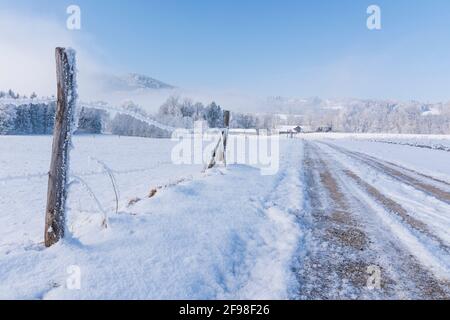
222, 110, 230, 166
206, 110, 231, 170
44, 47, 77, 247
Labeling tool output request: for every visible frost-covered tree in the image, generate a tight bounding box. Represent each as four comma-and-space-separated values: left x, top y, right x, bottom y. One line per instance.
159, 96, 182, 118
77, 107, 105, 134
110, 102, 171, 138
0, 104, 16, 134
204, 102, 223, 128
7, 89, 19, 99
14, 105, 33, 134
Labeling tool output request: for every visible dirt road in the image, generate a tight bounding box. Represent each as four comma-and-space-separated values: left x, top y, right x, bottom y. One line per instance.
297, 141, 450, 299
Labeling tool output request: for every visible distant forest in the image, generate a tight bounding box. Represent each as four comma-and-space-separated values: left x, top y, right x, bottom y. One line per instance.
1, 90, 450, 136
0, 91, 274, 137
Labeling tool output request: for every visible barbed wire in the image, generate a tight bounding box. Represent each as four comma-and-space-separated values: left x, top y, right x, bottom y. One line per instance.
0, 161, 174, 184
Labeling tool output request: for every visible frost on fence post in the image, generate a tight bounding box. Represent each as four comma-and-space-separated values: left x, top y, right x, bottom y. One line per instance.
222, 110, 230, 167
44, 47, 78, 247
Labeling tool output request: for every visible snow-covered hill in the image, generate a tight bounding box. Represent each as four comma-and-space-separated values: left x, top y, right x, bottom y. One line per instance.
100, 73, 175, 92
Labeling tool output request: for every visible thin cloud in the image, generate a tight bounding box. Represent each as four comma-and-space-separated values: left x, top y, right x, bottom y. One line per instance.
0, 10, 105, 98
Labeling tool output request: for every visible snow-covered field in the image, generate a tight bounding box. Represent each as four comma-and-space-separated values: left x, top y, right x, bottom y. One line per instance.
0, 134, 449, 299
304, 133, 450, 151
0, 135, 301, 299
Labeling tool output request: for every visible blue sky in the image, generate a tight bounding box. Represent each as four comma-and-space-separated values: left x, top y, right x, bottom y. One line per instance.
2, 0, 450, 101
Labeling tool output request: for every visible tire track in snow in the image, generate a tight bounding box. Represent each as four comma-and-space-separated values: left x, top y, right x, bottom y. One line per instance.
300, 141, 449, 299
342, 169, 450, 253
338, 170, 450, 294
318, 141, 450, 248
321, 142, 450, 205
299, 142, 391, 299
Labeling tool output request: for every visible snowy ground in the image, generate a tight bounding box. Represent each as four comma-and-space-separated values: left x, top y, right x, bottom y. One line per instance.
305, 133, 450, 152
0, 134, 449, 299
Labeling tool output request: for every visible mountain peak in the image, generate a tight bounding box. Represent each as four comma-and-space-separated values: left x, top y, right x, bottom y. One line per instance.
124, 73, 175, 90
101, 73, 175, 92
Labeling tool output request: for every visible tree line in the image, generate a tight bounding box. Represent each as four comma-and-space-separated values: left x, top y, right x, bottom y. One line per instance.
0, 95, 273, 137
1, 93, 449, 136
0, 102, 105, 135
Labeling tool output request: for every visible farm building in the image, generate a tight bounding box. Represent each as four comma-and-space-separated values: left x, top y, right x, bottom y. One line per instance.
278, 125, 302, 134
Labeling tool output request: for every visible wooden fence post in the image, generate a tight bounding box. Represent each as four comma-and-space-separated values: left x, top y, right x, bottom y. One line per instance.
206, 110, 231, 169
222, 110, 230, 166
44, 48, 77, 247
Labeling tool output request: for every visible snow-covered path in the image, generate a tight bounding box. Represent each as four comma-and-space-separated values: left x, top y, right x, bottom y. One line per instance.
0, 136, 449, 299
298, 141, 450, 299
